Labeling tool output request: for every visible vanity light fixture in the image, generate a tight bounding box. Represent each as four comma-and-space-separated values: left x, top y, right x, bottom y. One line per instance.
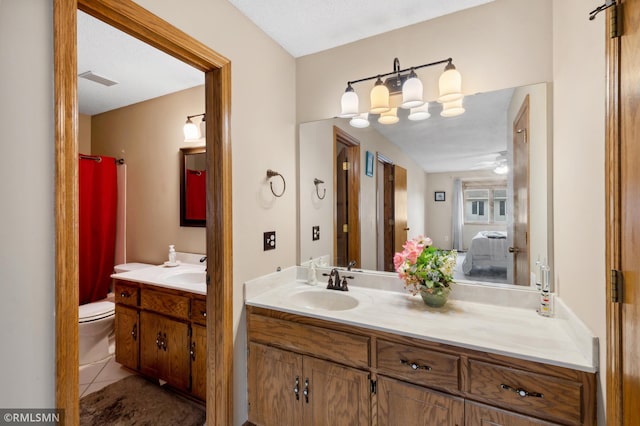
338, 57, 464, 128
183, 113, 205, 141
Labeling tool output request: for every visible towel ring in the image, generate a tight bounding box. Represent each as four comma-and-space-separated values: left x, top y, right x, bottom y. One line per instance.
313, 178, 326, 200
266, 169, 286, 197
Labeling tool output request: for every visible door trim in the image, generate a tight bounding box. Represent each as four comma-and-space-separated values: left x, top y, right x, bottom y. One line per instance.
54, 1, 233, 424
605, 2, 622, 423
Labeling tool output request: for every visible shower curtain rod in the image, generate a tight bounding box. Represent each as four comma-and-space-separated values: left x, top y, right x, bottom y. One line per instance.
79, 154, 125, 165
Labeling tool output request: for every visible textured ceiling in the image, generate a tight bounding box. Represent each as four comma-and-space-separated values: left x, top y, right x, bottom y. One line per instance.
77, 11, 203, 116
227, 0, 494, 57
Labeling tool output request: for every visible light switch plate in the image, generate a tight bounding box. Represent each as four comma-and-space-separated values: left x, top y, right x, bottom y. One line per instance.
312, 226, 320, 241
264, 231, 276, 251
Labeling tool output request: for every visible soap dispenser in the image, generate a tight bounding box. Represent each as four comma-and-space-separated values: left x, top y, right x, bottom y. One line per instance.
168, 245, 177, 264
307, 258, 317, 285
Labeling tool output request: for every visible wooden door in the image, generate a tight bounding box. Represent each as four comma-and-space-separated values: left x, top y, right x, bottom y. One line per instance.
191, 324, 207, 400
377, 376, 464, 425
381, 162, 408, 272
512, 96, 530, 286
607, 1, 640, 423
334, 127, 361, 269
302, 356, 370, 426
114, 304, 139, 370
394, 165, 408, 254
465, 401, 557, 426
247, 343, 303, 426
336, 145, 349, 267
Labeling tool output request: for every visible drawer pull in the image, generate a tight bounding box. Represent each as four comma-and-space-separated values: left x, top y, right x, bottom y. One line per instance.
303, 378, 310, 403
400, 359, 432, 371
500, 383, 544, 398
293, 376, 300, 401
201, 311, 207, 317
120, 291, 130, 298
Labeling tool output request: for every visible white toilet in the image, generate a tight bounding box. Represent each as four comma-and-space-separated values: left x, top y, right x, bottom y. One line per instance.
78, 262, 152, 365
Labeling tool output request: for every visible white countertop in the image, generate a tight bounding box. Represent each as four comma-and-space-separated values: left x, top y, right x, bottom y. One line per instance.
111, 263, 206, 295
244, 267, 598, 373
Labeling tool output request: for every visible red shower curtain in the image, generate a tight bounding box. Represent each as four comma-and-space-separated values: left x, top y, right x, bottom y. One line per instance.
79, 155, 118, 305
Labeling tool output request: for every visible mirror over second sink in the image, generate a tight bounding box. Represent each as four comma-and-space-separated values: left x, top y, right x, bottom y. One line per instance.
299, 82, 553, 290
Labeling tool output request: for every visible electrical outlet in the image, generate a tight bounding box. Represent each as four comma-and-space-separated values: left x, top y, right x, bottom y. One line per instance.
312, 226, 320, 241
264, 231, 276, 251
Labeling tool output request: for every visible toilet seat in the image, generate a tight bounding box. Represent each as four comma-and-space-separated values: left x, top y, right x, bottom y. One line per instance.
79, 301, 115, 323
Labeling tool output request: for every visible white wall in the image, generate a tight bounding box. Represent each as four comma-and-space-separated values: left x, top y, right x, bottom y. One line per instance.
553, 1, 606, 422
0, 0, 55, 407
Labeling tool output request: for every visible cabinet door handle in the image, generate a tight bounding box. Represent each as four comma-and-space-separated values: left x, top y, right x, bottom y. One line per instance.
293, 376, 300, 401
400, 359, 432, 371
500, 383, 544, 398
200, 311, 207, 318
190, 342, 196, 361
162, 333, 167, 351
131, 324, 137, 341
303, 378, 309, 403
156, 332, 163, 349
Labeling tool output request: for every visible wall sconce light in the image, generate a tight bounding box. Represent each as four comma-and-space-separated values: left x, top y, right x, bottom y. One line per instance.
313, 178, 326, 200
338, 57, 464, 128
183, 113, 205, 141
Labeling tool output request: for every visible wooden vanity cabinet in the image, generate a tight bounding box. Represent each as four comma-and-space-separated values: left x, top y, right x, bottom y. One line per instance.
246, 306, 596, 426
113, 279, 207, 401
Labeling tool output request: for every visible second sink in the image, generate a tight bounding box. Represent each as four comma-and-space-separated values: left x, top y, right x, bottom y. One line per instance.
164, 271, 206, 285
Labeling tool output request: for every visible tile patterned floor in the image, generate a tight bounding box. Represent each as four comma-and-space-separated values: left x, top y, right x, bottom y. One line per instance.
79, 355, 135, 398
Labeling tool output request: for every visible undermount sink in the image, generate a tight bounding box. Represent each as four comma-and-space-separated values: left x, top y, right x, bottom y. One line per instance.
164, 270, 206, 285
289, 289, 359, 311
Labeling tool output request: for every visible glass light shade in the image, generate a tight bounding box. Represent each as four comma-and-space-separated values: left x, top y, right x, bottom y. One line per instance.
370, 82, 390, 114
438, 67, 463, 103
349, 113, 370, 128
378, 108, 399, 125
339, 90, 359, 118
408, 102, 430, 121
401, 76, 424, 109
440, 99, 465, 117
183, 119, 200, 140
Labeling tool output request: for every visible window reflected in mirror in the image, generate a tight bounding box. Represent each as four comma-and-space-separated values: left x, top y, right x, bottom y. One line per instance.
180, 147, 206, 227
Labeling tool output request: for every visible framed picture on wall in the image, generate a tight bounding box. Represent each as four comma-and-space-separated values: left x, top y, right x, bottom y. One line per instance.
365, 151, 374, 177
434, 191, 446, 202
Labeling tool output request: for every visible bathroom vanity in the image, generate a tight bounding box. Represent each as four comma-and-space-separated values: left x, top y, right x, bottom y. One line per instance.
112, 264, 207, 401
245, 268, 597, 426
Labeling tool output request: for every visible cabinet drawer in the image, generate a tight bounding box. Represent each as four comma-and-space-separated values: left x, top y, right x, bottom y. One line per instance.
191, 298, 207, 325
114, 281, 139, 306
376, 339, 460, 391
467, 360, 584, 425
248, 314, 370, 369
140, 288, 190, 320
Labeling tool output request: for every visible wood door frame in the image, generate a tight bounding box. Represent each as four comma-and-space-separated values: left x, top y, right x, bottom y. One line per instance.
333, 126, 361, 268
512, 95, 531, 286
54, 1, 233, 424
605, 2, 622, 423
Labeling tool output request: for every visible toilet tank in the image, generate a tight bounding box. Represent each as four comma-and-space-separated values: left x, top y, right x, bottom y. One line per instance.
114, 262, 153, 274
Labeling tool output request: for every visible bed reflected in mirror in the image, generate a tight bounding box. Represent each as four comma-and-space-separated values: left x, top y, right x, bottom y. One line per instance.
180, 147, 206, 227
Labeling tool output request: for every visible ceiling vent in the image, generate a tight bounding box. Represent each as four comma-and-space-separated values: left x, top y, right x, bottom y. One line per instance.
78, 71, 119, 87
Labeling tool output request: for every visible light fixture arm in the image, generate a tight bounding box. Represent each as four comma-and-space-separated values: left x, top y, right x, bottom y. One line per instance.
345, 57, 452, 86
186, 113, 205, 121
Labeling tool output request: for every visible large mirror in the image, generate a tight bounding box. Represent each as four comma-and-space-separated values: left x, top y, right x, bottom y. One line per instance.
299, 82, 553, 289
180, 147, 206, 227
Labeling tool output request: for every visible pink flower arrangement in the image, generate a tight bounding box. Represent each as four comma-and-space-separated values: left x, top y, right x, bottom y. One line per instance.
394, 235, 457, 296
